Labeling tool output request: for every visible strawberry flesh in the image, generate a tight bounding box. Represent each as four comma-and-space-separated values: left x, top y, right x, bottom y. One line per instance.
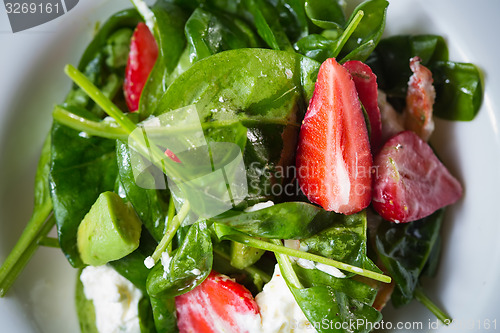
343, 60, 383, 152
124, 22, 158, 112
372, 131, 462, 223
175, 271, 261, 333
296, 58, 372, 214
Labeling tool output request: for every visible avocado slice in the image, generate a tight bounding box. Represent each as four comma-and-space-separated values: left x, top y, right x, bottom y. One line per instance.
77, 191, 142, 266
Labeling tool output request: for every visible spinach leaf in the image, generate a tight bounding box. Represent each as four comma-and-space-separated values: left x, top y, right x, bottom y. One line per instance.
67, 9, 140, 115
75, 270, 98, 333
366, 35, 449, 98
154, 48, 319, 202
293, 264, 377, 305
138, 297, 157, 333
304, 0, 345, 30
291, 287, 381, 333
272, 0, 309, 43
109, 227, 158, 293
147, 220, 212, 298
50, 121, 117, 268
432, 61, 483, 121
116, 140, 170, 241
294, 33, 338, 63
185, 7, 260, 63
366, 34, 483, 120
149, 296, 178, 333
243, 0, 293, 51
375, 209, 444, 307
138, 1, 189, 118
301, 210, 379, 271
339, 0, 388, 62
210, 202, 337, 239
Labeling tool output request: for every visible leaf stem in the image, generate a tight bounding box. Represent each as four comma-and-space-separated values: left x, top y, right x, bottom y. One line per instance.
38, 237, 60, 248
151, 201, 190, 264
332, 10, 364, 57
65, 65, 137, 134
415, 286, 452, 325
216, 225, 391, 283
0, 207, 54, 297
52, 106, 128, 139
271, 239, 302, 289
166, 196, 176, 254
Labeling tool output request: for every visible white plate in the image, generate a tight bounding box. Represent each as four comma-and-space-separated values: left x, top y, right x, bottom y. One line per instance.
1, 1, 499, 332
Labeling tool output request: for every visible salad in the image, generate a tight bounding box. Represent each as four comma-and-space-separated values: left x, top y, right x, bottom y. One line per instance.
0, 0, 483, 332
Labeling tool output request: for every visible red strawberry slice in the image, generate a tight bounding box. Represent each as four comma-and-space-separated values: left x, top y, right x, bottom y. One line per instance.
296, 58, 372, 215
124, 22, 158, 112
372, 131, 462, 223
343, 60, 383, 152
175, 271, 261, 333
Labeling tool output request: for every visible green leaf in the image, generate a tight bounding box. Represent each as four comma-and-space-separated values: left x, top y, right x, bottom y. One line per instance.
375, 209, 444, 307
243, 0, 293, 51
432, 61, 483, 121
305, 0, 345, 30
138, 1, 189, 118
75, 270, 99, 333
66, 9, 141, 116
116, 140, 170, 241
147, 220, 213, 298
50, 121, 118, 268
366, 34, 449, 98
185, 7, 261, 63
339, 0, 388, 62
154, 48, 319, 202
149, 296, 179, 332
291, 287, 382, 333
210, 202, 337, 239
367, 34, 482, 120
293, 264, 377, 305
301, 210, 379, 271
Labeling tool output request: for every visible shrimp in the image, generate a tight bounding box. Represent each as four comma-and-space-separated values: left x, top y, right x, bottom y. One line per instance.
403, 57, 436, 141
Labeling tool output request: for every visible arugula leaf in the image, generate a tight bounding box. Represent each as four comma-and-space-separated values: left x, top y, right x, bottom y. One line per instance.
375, 209, 444, 307
147, 220, 213, 298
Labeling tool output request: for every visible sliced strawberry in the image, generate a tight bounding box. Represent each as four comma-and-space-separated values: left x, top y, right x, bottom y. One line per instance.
175, 271, 261, 333
124, 22, 158, 112
403, 57, 435, 141
372, 131, 462, 223
296, 58, 372, 215
343, 60, 383, 152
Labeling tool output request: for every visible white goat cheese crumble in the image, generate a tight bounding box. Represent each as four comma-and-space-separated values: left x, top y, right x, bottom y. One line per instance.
255, 264, 317, 333
80, 265, 142, 333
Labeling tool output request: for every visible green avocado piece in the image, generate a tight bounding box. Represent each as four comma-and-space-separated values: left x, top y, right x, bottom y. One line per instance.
230, 241, 265, 270
77, 191, 142, 266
